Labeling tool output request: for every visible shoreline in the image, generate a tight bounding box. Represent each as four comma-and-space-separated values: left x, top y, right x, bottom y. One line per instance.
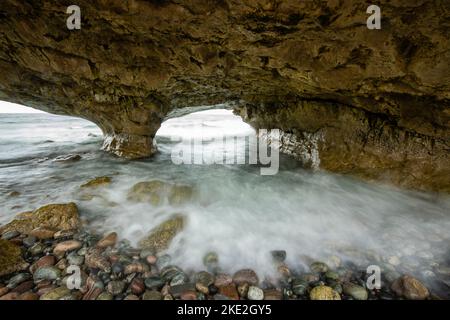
0, 202, 440, 300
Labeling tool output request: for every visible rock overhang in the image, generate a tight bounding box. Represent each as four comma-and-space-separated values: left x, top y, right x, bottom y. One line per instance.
0, 0, 448, 191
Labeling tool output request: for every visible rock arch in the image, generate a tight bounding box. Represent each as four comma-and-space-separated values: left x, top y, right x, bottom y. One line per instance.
0, 0, 448, 191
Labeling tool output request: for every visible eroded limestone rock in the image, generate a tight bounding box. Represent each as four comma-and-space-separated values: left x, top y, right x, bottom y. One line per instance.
80, 176, 112, 189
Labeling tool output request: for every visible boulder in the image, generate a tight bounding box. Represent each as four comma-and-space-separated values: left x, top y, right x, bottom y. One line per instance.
80, 176, 112, 188
0, 239, 28, 277
0, 203, 80, 236
138, 215, 185, 252
127, 180, 194, 206
391, 275, 430, 300
309, 285, 341, 300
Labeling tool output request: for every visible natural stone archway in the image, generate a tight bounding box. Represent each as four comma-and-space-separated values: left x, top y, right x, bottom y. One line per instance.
0, 0, 449, 191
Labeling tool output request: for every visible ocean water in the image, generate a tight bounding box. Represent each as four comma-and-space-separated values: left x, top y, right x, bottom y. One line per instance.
0, 109, 449, 295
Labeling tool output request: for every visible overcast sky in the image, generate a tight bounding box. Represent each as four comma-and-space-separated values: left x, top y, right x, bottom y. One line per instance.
0, 100, 45, 113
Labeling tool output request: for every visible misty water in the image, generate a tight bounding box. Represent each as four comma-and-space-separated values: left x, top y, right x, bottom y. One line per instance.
0, 109, 449, 296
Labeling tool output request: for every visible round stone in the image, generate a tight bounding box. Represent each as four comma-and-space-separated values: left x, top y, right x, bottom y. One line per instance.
124, 262, 147, 274
218, 284, 239, 300
237, 283, 249, 298
160, 265, 183, 281
29, 243, 45, 255
67, 253, 84, 266
214, 273, 233, 287
40, 286, 71, 300
291, 278, 308, 296
96, 232, 117, 248
326, 255, 341, 269
385, 270, 401, 283
170, 272, 189, 286
33, 266, 61, 282
1, 230, 20, 240
18, 292, 39, 300
300, 273, 320, 283
233, 269, 259, 286
205, 284, 216, 295
107, 280, 126, 295
144, 276, 165, 290
54, 230, 75, 240
77, 247, 88, 256
325, 271, 340, 281
55, 258, 68, 270
130, 278, 145, 295
53, 240, 82, 255
11, 280, 34, 294
391, 275, 429, 300
270, 250, 286, 263
139, 248, 155, 259
310, 261, 329, 273
30, 227, 55, 240
111, 262, 124, 274
247, 286, 264, 300
195, 271, 214, 287
332, 283, 343, 294
264, 289, 283, 300
156, 254, 171, 270
203, 251, 218, 266
436, 265, 450, 276
97, 292, 113, 300
277, 264, 291, 278
31, 255, 56, 274
388, 256, 401, 266
7, 273, 31, 289
146, 255, 157, 265
343, 283, 368, 300
142, 290, 162, 300
22, 236, 37, 247
180, 290, 197, 300
310, 285, 341, 300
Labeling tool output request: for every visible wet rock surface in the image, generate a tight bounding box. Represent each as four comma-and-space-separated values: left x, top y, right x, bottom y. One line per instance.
0, 239, 28, 277
0, 203, 80, 236
80, 176, 112, 189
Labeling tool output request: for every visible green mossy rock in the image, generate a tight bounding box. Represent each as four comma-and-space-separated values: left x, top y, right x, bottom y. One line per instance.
138, 215, 185, 252
127, 180, 194, 206
0, 203, 80, 236
80, 176, 112, 188
0, 239, 28, 277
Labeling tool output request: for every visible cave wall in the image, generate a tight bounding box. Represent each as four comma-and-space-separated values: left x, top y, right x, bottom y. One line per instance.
0, 0, 449, 191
